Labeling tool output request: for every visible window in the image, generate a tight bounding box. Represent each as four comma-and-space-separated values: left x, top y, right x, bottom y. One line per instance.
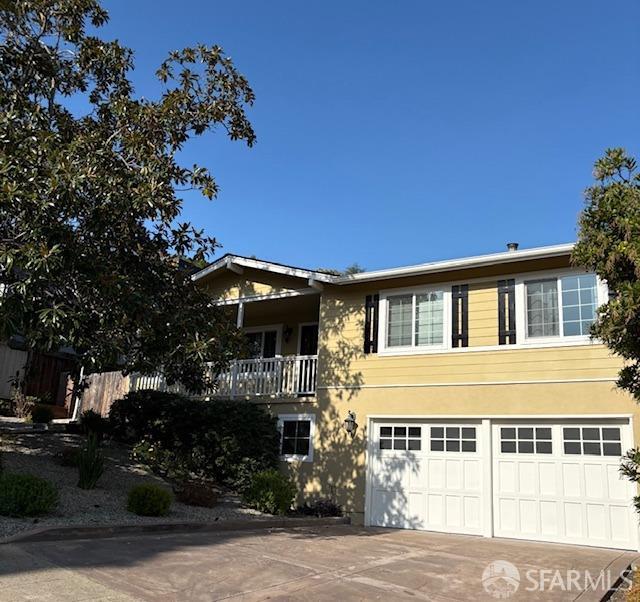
243, 327, 280, 358
430, 426, 476, 452
563, 426, 622, 457
500, 426, 552, 454
525, 274, 598, 340
384, 289, 446, 350
278, 414, 315, 461
380, 426, 421, 451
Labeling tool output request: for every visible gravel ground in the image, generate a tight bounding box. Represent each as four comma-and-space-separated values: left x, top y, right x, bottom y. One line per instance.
0, 430, 265, 539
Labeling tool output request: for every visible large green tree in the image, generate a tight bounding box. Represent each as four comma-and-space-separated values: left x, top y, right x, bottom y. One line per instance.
0, 0, 255, 391
573, 148, 640, 508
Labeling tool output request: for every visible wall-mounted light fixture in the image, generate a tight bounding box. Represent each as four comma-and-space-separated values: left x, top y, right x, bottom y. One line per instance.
343, 411, 358, 439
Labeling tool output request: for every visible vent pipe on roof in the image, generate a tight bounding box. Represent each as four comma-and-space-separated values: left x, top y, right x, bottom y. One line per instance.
506, 242, 519, 252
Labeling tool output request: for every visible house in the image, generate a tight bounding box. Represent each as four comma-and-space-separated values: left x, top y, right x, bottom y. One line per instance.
190, 242, 639, 551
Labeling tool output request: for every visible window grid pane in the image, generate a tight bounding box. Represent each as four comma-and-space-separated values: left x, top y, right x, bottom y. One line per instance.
430, 426, 476, 453
380, 425, 421, 451
561, 274, 597, 336
387, 295, 413, 347
500, 426, 553, 454
561, 426, 622, 457
415, 292, 444, 346
526, 279, 559, 337
281, 420, 311, 457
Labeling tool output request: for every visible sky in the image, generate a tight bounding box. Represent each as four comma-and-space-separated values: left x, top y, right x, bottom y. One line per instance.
98, 0, 639, 272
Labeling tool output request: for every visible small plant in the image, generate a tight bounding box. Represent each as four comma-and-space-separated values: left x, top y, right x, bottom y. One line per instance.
0, 473, 58, 517
30, 404, 54, 424
77, 435, 105, 489
80, 409, 110, 440
242, 469, 296, 515
11, 390, 37, 419
296, 498, 343, 518
127, 483, 172, 516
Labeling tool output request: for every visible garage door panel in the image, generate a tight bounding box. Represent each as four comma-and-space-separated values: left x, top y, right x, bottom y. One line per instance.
492, 421, 637, 550
369, 421, 484, 536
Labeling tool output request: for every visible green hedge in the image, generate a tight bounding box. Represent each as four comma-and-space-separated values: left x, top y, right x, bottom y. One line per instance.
109, 390, 281, 491
127, 483, 172, 516
242, 469, 296, 515
0, 473, 58, 517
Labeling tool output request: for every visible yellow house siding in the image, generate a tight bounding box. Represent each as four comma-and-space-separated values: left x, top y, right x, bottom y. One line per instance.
200, 268, 309, 301
467, 281, 498, 347
268, 380, 638, 523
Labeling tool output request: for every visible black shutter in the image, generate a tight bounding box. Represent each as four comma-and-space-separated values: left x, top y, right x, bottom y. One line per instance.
451, 284, 469, 348
364, 294, 379, 354
498, 279, 516, 345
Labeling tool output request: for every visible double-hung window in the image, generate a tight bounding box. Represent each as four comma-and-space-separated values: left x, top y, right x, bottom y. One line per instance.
384, 288, 446, 351
278, 414, 315, 462
524, 273, 599, 341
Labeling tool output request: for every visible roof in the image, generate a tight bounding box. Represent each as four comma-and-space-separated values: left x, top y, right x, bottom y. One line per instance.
192, 243, 575, 285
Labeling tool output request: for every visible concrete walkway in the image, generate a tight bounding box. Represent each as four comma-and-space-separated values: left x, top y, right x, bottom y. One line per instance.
0, 525, 636, 601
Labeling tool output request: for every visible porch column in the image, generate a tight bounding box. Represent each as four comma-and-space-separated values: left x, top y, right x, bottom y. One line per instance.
236, 302, 245, 328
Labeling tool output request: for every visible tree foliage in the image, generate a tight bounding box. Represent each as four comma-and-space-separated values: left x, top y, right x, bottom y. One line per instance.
573, 148, 640, 400
0, 0, 256, 390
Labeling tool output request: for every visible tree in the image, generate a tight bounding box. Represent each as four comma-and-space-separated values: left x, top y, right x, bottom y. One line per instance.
0, 0, 256, 391
573, 148, 640, 509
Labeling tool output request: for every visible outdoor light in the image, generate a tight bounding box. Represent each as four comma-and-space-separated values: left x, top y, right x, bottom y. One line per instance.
343, 411, 358, 439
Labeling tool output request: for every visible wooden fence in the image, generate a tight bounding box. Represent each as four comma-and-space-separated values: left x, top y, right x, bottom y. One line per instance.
78, 371, 131, 417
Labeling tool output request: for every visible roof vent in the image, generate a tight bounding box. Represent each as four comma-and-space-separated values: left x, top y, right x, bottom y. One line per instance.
506, 242, 519, 252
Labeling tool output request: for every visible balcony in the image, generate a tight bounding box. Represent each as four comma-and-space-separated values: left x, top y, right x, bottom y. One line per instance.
130, 354, 318, 399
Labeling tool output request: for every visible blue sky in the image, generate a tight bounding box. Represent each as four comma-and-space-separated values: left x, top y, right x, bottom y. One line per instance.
99, 0, 639, 271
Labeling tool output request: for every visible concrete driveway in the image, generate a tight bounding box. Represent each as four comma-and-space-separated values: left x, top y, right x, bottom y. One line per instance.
0, 525, 636, 601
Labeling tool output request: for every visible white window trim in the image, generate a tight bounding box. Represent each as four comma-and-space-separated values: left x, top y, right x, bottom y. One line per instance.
242, 324, 283, 357
378, 285, 452, 356
277, 413, 315, 462
515, 268, 607, 347
374, 269, 607, 357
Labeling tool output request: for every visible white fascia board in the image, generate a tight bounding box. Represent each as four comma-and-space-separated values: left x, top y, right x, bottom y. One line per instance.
192, 254, 337, 283
334, 243, 575, 284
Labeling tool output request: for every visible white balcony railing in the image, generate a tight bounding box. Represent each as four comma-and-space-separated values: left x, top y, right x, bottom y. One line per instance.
130, 355, 318, 399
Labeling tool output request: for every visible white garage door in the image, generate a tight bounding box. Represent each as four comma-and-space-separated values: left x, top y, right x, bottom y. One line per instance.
493, 420, 637, 550
368, 421, 486, 535
367, 418, 638, 550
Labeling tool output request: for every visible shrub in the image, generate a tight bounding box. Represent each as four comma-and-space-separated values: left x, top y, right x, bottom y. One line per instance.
77, 435, 105, 489
11, 390, 37, 419
30, 404, 54, 424
242, 469, 296, 515
127, 483, 172, 516
0, 473, 58, 517
80, 409, 110, 439
296, 498, 343, 518
109, 391, 280, 490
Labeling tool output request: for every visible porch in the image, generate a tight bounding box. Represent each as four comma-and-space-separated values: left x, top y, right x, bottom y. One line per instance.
133, 292, 321, 399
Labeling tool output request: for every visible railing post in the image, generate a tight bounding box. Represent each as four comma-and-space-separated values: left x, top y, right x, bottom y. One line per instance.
230, 361, 238, 399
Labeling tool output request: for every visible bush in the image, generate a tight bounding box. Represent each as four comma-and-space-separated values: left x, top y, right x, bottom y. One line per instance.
0, 473, 58, 517
109, 391, 280, 491
296, 498, 343, 518
242, 469, 296, 515
80, 409, 110, 439
30, 404, 54, 424
11, 391, 37, 419
77, 435, 105, 489
127, 483, 172, 516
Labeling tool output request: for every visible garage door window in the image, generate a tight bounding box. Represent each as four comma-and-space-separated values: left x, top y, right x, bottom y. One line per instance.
563, 426, 622, 456
380, 426, 421, 451
430, 426, 476, 452
500, 427, 552, 454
